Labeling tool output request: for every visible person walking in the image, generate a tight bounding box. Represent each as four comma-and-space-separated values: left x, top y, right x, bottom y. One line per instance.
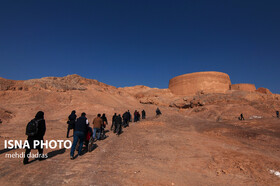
116, 114, 123, 135
134, 110, 138, 122
111, 113, 117, 132
24, 111, 46, 164
137, 111, 140, 121
92, 114, 103, 141
156, 108, 161, 116
70, 112, 89, 159
123, 111, 129, 127
142, 110, 146, 119
239, 113, 245, 120
276, 111, 279, 118
67, 110, 76, 138
101, 113, 108, 139
127, 110, 131, 122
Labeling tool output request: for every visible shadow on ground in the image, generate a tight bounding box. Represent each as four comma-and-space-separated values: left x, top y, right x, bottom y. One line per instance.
0, 148, 15, 155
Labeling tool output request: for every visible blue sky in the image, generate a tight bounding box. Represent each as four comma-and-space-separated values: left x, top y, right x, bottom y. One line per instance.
0, 0, 279, 93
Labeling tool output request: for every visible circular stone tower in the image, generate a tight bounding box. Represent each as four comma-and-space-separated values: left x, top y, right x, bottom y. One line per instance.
168, 71, 231, 95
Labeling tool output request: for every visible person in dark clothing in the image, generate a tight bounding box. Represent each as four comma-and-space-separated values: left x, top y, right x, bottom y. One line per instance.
23, 111, 46, 165
101, 114, 108, 125
67, 110, 76, 138
122, 112, 129, 127
70, 112, 89, 159
134, 110, 138, 122
156, 108, 161, 116
238, 113, 245, 120
111, 113, 117, 132
100, 113, 108, 139
127, 110, 131, 122
142, 110, 146, 119
137, 111, 140, 121
115, 114, 123, 135
276, 111, 279, 118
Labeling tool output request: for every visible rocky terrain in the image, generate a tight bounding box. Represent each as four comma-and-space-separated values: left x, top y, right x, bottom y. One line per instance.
0, 74, 280, 185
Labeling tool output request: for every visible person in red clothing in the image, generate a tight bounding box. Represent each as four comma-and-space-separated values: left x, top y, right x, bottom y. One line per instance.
134, 110, 138, 122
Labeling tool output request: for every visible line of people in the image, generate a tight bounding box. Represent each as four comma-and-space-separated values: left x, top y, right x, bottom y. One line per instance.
23, 108, 160, 164
69, 112, 110, 159
111, 113, 123, 135
69, 109, 153, 158
134, 110, 146, 122
68, 110, 146, 159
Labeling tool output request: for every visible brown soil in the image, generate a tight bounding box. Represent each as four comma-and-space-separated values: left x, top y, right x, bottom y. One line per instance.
0, 75, 280, 185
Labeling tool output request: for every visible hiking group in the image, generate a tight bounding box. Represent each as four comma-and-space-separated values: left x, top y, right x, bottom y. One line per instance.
23, 107, 280, 164
69, 109, 152, 159
23, 108, 161, 164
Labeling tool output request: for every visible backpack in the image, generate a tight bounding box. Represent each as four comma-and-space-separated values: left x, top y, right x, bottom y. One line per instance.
26, 119, 40, 136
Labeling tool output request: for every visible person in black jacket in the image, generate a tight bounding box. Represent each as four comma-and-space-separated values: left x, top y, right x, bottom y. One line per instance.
116, 114, 123, 136
67, 110, 76, 138
127, 110, 131, 122
122, 111, 129, 127
23, 111, 46, 165
239, 113, 245, 120
142, 110, 146, 119
156, 108, 161, 116
111, 113, 117, 132
100, 113, 108, 139
101, 113, 108, 125
70, 112, 89, 159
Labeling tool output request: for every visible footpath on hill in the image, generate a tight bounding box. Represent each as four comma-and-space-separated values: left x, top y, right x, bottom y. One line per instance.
1, 110, 280, 185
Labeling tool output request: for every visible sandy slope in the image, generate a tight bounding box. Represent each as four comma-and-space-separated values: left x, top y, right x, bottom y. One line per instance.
1, 109, 280, 185
1, 75, 280, 185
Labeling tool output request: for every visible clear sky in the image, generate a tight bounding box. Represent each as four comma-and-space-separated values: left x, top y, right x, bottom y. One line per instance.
0, 0, 279, 93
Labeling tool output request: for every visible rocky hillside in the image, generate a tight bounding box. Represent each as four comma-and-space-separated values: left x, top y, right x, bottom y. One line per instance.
0, 74, 114, 92
1, 74, 280, 185
0, 74, 279, 124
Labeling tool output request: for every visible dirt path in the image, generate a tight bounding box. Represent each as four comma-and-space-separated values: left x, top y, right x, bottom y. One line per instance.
1, 111, 280, 185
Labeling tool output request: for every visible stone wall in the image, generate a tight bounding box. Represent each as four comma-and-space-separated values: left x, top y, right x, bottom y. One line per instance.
168, 71, 231, 95
231, 84, 256, 91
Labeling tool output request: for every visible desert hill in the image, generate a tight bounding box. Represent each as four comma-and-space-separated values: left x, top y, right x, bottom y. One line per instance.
0, 74, 279, 123
0, 74, 280, 185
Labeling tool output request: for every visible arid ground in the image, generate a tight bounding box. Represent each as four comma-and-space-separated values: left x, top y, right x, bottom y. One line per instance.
0, 75, 280, 185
